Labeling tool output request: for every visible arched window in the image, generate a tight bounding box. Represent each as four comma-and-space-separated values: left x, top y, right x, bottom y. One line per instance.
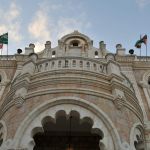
72, 60, 76, 67
70, 40, 80, 47
93, 64, 97, 71
45, 63, 48, 70
58, 61, 61, 68
95, 51, 99, 58
39, 65, 42, 72
51, 62, 55, 69
73, 42, 78, 47
99, 65, 103, 72
87, 62, 90, 69
80, 61, 83, 68
52, 51, 56, 58
65, 60, 69, 68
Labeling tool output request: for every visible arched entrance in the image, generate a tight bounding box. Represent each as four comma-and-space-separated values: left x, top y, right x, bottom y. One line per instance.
33, 110, 103, 150
12, 97, 121, 150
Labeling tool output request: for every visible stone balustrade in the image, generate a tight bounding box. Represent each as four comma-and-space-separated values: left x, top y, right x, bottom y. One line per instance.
0, 55, 15, 60
35, 57, 107, 74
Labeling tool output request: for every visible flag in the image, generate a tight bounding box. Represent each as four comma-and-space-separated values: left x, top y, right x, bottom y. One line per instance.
0, 43, 3, 49
135, 39, 142, 48
0, 33, 8, 44
141, 34, 147, 45
135, 34, 148, 48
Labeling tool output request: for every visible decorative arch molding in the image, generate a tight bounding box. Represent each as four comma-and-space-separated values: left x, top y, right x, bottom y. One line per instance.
60, 31, 92, 45
12, 97, 122, 150
130, 122, 146, 150
142, 70, 150, 84
139, 70, 150, 111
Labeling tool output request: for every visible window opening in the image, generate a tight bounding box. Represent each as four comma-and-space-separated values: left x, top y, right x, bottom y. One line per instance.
58, 61, 61, 68
95, 51, 99, 58
72, 60, 76, 67
80, 61, 83, 68
87, 62, 90, 69
65, 60, 69, 68
51, 62, 55, 68
148, 76, 150, 85
52, 51, 56, 58
71, 40, 79, 47
73, 42, 78, 47
0, 75, 2, 83
45, 63, 48, 70
93, 64, 97, 71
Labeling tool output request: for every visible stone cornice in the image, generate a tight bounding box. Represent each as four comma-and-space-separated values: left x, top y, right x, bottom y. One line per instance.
125, 92, 144, 119
26, 88, 114, 100
32, 69, 109, 81
133, 61, 150, 69
115, 55, 136, 62
124, 102, 144, 123
29, 76, 111, 92
110, 78, 135, 94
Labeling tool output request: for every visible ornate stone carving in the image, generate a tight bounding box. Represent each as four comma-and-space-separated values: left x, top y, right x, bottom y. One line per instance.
113, 95, 125, 110
14, 95, 25, 108
13, 87, 27, 108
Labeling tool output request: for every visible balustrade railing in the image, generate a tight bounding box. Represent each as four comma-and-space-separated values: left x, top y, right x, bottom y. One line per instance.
35, 57, 107, 74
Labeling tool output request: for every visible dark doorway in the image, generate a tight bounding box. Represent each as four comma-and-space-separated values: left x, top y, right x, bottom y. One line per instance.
33, 111, 102, 150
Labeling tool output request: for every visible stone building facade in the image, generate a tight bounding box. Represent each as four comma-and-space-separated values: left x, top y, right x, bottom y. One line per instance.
0, 31, 150, 150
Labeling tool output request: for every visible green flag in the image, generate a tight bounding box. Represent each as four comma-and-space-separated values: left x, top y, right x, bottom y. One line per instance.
0, 33, 8, 44
135, 39, 142, 48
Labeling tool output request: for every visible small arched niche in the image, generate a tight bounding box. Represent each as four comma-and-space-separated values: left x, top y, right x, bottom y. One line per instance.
70, 40, 80, 47
64, 37, 89, 57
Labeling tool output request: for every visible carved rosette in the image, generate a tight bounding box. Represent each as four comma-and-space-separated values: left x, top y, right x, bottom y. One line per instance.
113, 95, 126, 110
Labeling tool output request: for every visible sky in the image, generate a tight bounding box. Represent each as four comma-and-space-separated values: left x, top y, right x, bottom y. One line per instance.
0, 0, 150, 56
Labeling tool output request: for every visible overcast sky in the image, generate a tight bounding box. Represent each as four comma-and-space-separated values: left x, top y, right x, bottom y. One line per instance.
0, 0, 150, 56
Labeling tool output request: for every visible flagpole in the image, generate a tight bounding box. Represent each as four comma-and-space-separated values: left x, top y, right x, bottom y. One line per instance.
140, 35, 141, 60
7, 32, 8, 60
7, 44, 8, 60
140, 47, 141, 60
146, 43, 147, 61
1, 47, 2, 55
